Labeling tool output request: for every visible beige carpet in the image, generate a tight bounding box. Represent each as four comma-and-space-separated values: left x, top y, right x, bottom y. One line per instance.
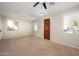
0, 36, 79, 56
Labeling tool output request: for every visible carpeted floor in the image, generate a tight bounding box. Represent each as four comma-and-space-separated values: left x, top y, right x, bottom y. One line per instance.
0, 36, 79, 56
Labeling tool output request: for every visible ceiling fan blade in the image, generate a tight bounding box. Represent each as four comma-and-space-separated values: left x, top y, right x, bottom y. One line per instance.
43, 2, 47, 9
33, 2, 39, 7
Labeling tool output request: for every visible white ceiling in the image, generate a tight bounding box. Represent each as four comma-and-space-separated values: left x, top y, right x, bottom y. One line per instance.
0, 2, 79, 21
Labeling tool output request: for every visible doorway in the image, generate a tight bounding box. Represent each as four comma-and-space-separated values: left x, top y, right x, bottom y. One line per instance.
44, 18, 50, 40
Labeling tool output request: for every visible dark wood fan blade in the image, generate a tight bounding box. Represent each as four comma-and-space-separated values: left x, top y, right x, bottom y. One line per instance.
43, 2, 47, 9
33, 2, 39, 7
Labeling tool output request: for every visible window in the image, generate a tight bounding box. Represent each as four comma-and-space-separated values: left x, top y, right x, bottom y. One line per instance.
34, 23, 37, 31
64, 12, 79, 33
7, 20, 18, 31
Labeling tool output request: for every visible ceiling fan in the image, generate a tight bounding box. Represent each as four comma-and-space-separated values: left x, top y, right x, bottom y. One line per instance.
33, 2, 54, 9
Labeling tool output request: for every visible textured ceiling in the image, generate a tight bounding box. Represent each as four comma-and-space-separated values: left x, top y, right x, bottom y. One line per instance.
0, 2, 79, 21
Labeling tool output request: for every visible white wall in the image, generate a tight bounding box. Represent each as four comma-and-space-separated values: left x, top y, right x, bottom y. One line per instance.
35, 19, 44, 38
2, 17, 34, 39
0, 16, 2, 40
35, 6, 79, 49
50, 13, 79, 49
